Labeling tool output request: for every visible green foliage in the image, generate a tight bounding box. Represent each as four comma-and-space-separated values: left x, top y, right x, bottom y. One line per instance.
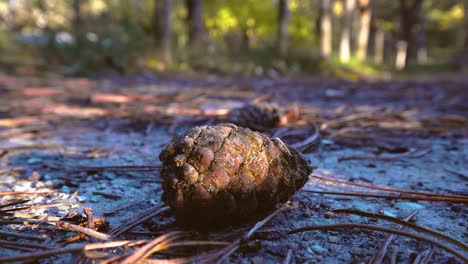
52, 16, 153, 75
0, 0, 464, 78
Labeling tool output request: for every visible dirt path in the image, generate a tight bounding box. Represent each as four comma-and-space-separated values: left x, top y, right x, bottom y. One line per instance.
0, 73, 466, 263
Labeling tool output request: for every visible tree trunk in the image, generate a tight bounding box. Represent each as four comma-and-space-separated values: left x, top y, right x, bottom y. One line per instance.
72, 0, 82, 33
277, 0, 290, 58
339, 0, 356, 63
464, 1, 468, 52
395, 41, 407, 70
356, 0, 371, 61
399, 0, 424, 65
415, 9, 427, 64
153, 0, 172, 62
186, 0, 204, 49
374, 26, 384, 65
320, 0, 333, 58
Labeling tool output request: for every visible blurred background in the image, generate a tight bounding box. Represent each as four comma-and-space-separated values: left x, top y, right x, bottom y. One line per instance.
0, 0, 466, 78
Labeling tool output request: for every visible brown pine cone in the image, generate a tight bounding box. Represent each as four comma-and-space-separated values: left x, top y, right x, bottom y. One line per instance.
228, 103, 283, 131
159, 123, 312, 226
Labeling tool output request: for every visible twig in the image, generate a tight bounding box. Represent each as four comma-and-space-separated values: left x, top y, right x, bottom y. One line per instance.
333, 209, 467, 251
84, 208, 94, 230
56, 221, 111, 241
287, 224, 468, 262
304, 190, 468, 203
338, 148, 430, 162
310, 174, 468, 199
369, 210, 419, 264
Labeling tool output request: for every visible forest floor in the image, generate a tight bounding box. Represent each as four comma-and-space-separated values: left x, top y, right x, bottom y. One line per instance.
0, 72, 466, 263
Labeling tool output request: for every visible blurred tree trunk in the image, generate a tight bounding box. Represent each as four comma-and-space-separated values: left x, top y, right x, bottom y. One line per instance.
72, 0, 82, 33
186, 0, 204, 49
339, 0, 356, 63
464, 1, 468, 52
356, 0, 371, 61
399, 0, 424, 65
374, 26, 384, 65
320, 0, 333, 58
153, 0, 172, 62
277, 0, 290, 58
415, 10, 427, 65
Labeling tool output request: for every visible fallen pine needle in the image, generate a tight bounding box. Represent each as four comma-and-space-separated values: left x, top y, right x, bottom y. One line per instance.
304, 190, 468, 203
311, 174, 467, 199
288, 223, 468, 262
0, 240, 147, 263
332, 209, 467, 251
121, 231, 183, 264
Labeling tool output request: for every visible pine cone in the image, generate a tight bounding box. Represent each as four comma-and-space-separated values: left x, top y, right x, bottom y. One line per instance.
159, 123, 312, 226
228, 103, 283, 131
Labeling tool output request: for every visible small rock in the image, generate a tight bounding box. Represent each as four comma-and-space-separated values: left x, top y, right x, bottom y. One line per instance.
394, 202, 425, 212
324, 211, 334, 219
104, 172, 117, 180
76, 196, 87, 203
327, 236, 339, 244
311, 244, 326, 254
380, 209, 397, 218
27, 157, 42, 164
250, 256, 264, 264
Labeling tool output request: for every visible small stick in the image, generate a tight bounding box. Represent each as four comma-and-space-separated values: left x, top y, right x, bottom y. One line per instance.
288, 224, 468, 262
304, 190, 468, 203
84, 208, 94, 230
56, 222, 111, 241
